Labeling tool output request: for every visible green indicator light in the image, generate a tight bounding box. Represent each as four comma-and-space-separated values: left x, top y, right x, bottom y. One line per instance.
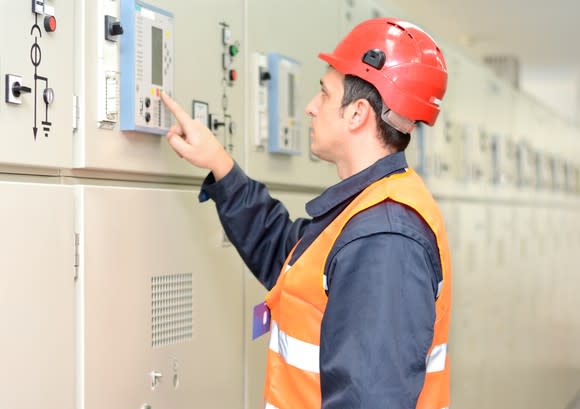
229, 45, 239, 57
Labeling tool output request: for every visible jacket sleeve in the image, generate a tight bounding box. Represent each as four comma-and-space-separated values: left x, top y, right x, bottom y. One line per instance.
320, 233, 436, 409
199, 163, 311, 290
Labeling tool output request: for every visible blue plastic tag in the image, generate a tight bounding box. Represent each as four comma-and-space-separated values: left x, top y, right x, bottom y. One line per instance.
252, 301, 271, 340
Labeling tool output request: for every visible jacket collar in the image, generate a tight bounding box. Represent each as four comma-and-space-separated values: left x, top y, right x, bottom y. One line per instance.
306, 151, 408, 218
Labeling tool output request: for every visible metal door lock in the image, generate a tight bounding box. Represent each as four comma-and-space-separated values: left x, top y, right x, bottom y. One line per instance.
149, 370, 162, 390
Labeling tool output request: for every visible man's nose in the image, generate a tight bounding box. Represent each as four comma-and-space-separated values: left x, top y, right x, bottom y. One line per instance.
305, 94, 319, 117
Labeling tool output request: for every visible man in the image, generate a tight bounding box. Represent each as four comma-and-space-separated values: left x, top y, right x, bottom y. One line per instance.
162, 17, 451, 409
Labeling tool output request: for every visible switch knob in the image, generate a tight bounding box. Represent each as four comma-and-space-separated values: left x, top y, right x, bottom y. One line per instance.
259, 69, 271, 85
211, 115, 225, 131
145, 112, 151, 123
105, 15, 124, 41
12, 82, 32, 98
109, 22, 124, 36
44, 16, 57, 33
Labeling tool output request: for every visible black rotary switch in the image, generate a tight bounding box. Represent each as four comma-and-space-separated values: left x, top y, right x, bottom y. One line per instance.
12, 82, 32, 98
259, 67, 271, 86
109, 22, 124, 36
145, 112, 151, 123
105, 15, 124, 41
213, 119, 226, 130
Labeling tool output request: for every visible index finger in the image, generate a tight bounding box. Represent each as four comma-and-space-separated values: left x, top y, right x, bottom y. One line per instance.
161, 92, 192, 127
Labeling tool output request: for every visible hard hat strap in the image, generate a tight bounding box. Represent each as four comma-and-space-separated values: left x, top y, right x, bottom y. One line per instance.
381, 105, 416, 134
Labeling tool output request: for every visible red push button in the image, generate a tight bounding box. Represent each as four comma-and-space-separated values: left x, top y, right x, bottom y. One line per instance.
229, 69, 238, 82
44, 16, 57, 33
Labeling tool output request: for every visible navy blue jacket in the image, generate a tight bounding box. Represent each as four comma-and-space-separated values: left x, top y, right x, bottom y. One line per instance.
200, 151, 442, 409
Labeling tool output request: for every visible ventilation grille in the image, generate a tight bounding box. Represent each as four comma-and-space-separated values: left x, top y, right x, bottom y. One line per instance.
152, 273, 193, 348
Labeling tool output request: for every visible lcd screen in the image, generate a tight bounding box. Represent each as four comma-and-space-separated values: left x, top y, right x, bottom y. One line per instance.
288, 73, 295, 117
151, 26, 163, 86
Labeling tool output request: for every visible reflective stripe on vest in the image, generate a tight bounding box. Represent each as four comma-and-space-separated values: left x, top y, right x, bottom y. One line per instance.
269, 320, 320, 374
426, 343, 447, 373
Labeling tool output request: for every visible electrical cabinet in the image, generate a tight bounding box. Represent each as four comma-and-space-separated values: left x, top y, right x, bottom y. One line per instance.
76, 185, 244, 409
0, 180, 75, 409
447, 120, 468, 183
405, 124, 425, 175
465, 125, 491, 186
541, 154, 556, 191
0, 0, 74, 170
75, 0, 244, 177
513, 141, 536, 189
488, 132, 517, 187
420, 113, 466, 194
246, 0, 341, 188
513, 96, 539, 190
441, 201, 489, 408
419, 118, 444, 181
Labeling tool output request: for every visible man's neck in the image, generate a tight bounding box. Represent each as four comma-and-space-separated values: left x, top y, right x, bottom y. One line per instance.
335, 144, 394, 179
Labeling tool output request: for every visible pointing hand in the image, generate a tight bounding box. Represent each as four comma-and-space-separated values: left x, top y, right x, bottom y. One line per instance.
161, 92, 234, 180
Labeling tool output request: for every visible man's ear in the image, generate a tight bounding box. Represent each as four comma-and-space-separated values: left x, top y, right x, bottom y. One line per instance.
348, 99, 372, 130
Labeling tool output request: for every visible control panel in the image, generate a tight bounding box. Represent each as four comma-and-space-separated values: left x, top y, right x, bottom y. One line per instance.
267, 53, 301, 155
120, 0, 174, 134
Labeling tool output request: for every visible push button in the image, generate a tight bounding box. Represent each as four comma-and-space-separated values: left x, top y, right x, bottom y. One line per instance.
44, 15, 56, 33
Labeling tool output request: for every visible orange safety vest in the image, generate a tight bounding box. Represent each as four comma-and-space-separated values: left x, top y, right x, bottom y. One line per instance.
263, 168, 452, 409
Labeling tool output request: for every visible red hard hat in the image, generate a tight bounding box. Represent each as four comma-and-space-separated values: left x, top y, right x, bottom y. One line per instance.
319, 18, 447, 126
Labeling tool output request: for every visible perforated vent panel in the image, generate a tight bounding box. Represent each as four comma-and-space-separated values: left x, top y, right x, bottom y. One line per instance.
151, 273, 193, 348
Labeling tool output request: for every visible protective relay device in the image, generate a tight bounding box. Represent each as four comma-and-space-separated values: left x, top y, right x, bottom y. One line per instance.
251, 52, 302, 154
120, 0, 174, 134
266, 53, 301, 155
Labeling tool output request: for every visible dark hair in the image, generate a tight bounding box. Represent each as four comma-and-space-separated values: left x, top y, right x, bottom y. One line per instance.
340, 74, 410, 152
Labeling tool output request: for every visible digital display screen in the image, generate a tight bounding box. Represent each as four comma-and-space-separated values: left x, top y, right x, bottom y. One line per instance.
151, 26, 163, 86
288, 73, 295, 118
